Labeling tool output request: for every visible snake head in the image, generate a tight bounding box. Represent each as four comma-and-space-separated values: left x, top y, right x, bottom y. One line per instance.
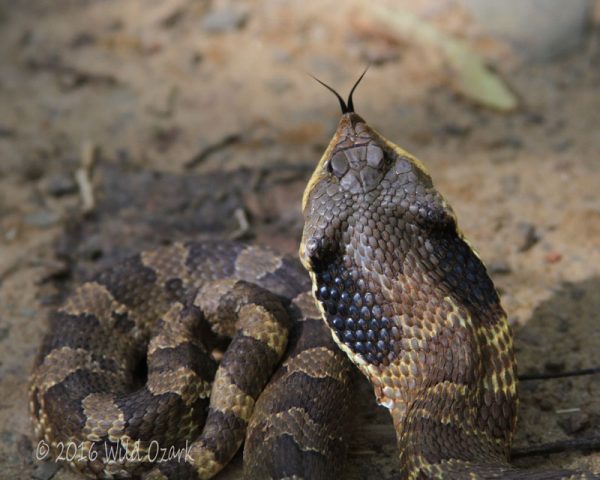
299, 85, 508, 392
300, 111, 457, 270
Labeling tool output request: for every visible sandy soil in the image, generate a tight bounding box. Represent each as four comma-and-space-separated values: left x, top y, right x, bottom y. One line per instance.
1, 1, 599, 478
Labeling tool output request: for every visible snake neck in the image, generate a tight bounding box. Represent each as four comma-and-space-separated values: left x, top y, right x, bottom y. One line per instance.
299, 111, 593, 479
309, 233, 518, 476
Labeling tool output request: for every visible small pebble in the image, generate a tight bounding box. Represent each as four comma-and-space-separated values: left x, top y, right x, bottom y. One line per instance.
489, 135, 523, 150
526, 112, 545, 124
201, 8, 247, 33
545, 251, 562, 263
24, 209, 60, 228
20, 307, 37, 318
488, 259, 512, 275
45, 172, 77, 197
439, 123, 471, 138
4, 227, 17, 242
516, 222, 539, 252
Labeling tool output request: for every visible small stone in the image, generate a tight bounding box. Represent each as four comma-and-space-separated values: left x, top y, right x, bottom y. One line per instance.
503, 135, 523, 149
4, 227, 17, 242
45, 172, 77, 197
488, 259, 512, 275
557, 411, 590, 435
24, 209, 60, 228
545, 251, 562, 263
516, 222, 539, 252
20, 307, 37, 318
526, 112, 545, 124
439, 123, 471, 137
489, 135, 523, 150
201, 8, 247, 33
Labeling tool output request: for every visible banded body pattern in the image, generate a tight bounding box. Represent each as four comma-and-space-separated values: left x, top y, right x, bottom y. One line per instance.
31, 105, 600, 480
30, 241, 352, 479
300, 111, 599, 479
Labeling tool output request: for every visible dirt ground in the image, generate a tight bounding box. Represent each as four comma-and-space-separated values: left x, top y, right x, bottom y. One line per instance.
1, 1, 600, 478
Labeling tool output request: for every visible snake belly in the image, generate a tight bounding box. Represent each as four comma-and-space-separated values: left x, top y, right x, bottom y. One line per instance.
299, 111, 599, 480
30, 240, 353, 479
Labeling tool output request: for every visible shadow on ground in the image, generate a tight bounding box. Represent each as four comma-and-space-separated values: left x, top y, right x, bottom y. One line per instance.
513, 278, 600, 473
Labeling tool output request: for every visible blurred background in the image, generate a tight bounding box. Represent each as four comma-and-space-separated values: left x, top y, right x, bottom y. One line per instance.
1, 0, 600, 478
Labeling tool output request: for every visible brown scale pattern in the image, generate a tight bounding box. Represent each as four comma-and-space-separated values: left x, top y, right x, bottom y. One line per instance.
300, 112, 600, 479
30, 241, 353, 479
31, 106, 600, 480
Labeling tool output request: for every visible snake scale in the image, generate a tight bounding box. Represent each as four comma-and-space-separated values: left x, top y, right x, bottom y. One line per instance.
30, 76, 599, 479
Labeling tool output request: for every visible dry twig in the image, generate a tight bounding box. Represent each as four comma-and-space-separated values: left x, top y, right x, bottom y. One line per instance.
75, 141, 98, 215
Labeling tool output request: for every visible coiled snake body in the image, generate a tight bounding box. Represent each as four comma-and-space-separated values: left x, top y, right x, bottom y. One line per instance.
30, 96, 598, 479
